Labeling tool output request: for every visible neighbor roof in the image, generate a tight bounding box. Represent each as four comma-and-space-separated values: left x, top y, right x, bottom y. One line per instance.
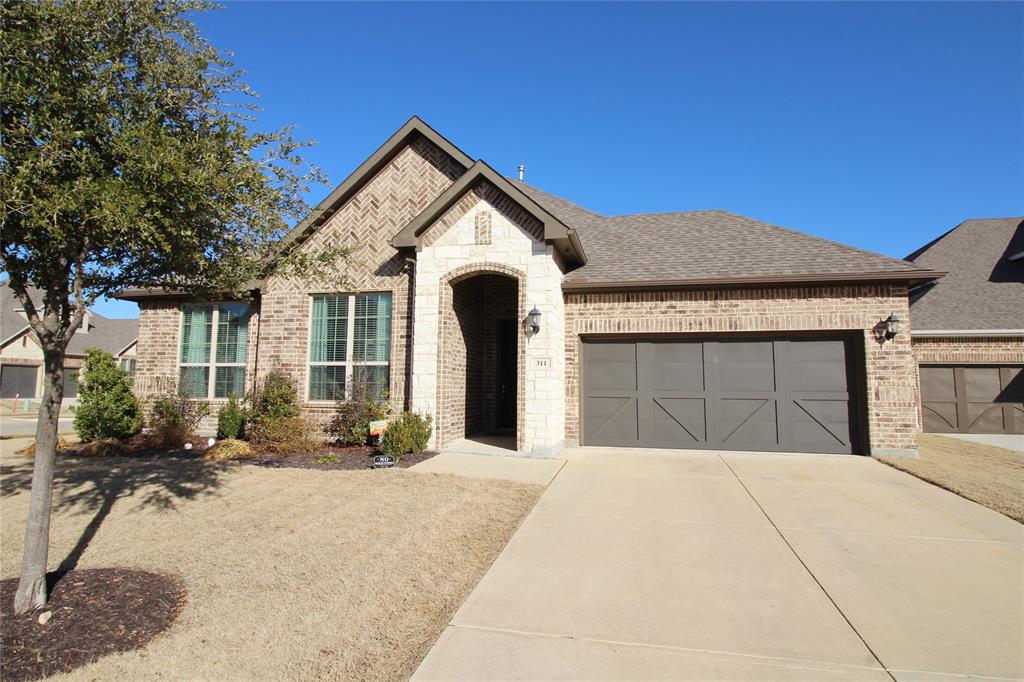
0, 281, 138, 356
512, 183, 940, 289
906, 217, 1024, 333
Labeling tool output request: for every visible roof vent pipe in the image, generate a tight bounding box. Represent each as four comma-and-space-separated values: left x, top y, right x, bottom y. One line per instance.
517, 164, 525, 182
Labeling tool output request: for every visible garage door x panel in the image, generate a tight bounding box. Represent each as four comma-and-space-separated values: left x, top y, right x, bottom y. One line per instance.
583, 337, 857, 454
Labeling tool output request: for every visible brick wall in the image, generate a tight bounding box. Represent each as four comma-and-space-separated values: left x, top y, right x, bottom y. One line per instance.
134, 298, 261, 434
564, 285, 919, 455
259, 136, 462, 425
912, 336, 1024, 365
134, 135, 462, 434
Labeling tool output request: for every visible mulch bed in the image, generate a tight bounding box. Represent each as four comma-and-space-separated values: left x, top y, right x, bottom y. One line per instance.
0, 568, 187, 682
246, 445, 438, 470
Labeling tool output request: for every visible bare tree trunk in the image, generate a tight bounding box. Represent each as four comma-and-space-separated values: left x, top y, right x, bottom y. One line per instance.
14, 348, 65, 614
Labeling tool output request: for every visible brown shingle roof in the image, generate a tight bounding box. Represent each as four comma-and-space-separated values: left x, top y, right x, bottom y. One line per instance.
514, 182, 938, 288
0, 281, 138, 356
907, 217, 1024, 332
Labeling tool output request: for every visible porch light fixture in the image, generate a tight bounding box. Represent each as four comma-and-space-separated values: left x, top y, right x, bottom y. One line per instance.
883, 313, 904, 340
526, 307, 542, 335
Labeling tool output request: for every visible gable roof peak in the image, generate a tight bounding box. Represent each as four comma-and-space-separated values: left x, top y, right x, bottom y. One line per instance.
272, 115, 474, 255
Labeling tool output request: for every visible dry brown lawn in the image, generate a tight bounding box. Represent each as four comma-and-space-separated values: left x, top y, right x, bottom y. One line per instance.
880, 434, 1024, 523
0, 440, 542, 680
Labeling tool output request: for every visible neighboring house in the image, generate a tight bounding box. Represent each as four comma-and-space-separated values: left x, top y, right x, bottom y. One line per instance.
907, 218, 1024, 435
0, 281, 139, 402
119, 117, 943, 457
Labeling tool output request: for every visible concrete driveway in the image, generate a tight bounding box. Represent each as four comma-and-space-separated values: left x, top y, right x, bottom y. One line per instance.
415, 447, 1024, 681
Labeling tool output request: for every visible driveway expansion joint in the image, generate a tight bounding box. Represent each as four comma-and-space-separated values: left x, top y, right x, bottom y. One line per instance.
717, 453, 898, 682
446, 623, 890, 676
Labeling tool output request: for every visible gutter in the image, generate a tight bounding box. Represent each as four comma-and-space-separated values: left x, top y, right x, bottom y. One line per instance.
562, 270, 946, 292
912, 329, 1024, 338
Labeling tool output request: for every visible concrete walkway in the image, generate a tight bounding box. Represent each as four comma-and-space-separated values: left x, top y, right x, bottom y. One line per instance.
936, 432, 1024, 453
415, 447, 1024, 681
411, 452, 565, 486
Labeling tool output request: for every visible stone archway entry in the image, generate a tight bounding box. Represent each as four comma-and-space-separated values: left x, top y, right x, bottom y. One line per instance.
436, 264, 527, 451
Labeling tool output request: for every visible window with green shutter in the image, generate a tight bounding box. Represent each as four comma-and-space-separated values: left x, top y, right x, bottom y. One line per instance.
178, 303, 251, 399
308, 292, 391, 401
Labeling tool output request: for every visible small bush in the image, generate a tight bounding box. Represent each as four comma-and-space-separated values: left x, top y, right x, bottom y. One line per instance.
249, 371, 299, 425
380, 412, 432, 459
202, 438, 253, 461
328, 387, 390, 446
249, 415, 320, 454
73, 349, 142, 442
77, 438, 129, 458
216, 396, 247, 440
148, 392, 210, 447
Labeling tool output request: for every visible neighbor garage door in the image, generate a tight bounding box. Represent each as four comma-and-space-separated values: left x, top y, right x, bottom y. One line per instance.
582, 337, 861, 454
920, 365, 1023, 434
0, 364, 39, 399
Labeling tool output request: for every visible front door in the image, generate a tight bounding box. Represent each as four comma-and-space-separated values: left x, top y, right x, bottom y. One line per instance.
496, 320, 517, 431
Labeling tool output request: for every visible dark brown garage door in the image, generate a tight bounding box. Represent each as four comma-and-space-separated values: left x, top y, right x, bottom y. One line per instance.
920, 365, 1024, 434
582, 337, 861, 454
1, 365, 38, 399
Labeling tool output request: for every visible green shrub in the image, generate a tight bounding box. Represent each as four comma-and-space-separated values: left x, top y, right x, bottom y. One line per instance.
202, 438, 253, 461
216, 396, 247, 440
328, 385, 390, 446
73, 348, 142, 442
148, 391, 210, 447
249, 371, 299, 424
380, 412, 432, 458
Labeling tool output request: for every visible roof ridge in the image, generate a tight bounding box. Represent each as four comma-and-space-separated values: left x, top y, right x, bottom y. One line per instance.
508, 178, 604, 217
608, 209, 729, 219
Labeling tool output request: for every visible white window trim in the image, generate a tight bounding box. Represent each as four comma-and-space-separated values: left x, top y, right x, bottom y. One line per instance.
178, 303, 248, 400
306, 292, 391, 403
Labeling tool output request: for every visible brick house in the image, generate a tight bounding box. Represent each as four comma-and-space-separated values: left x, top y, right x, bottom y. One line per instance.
1, 281, 138, 404
907, 218, 1023, 434
118, 117, 946, 457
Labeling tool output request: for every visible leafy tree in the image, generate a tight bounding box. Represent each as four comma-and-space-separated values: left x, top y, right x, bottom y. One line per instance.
1, 0, 352, 613
73, 348, 142, 441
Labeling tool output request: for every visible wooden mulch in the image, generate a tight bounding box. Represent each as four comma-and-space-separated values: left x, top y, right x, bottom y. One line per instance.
246, 445, 438, 470
0, 568, 187, 682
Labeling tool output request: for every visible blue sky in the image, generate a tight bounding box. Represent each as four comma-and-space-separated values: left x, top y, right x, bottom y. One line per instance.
94, 1, 1022, 318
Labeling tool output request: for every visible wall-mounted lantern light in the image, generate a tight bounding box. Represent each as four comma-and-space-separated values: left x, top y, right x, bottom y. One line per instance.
883, 313, 904, 340
526, 307, 542, 336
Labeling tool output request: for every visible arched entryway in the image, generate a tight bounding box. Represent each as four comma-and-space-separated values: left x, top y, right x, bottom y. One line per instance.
436, 264, 526, 451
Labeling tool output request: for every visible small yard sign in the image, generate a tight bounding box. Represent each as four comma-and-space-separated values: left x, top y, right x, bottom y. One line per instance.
372, 454, 396, 469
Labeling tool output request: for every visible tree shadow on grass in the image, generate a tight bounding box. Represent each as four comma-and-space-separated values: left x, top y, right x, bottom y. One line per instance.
0, 454, 233, 589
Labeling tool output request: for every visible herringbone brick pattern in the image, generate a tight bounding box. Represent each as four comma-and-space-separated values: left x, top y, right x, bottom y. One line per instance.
260, 136, 463, 414
136, 135, 464, 426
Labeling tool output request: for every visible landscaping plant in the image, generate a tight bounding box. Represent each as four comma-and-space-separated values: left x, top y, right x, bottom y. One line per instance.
216, 396, 248, 440
1, 0, 356, 612
202, 439, 253, 462
148, 392, 210, 448
328, 382, 390, 446
247, 372, 319, 453
72, 349, 142, 442
380, 412, 433, 459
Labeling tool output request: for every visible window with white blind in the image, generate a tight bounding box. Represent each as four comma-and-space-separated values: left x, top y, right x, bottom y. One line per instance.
308, 292, 392, 401
179, 303, 251, 399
